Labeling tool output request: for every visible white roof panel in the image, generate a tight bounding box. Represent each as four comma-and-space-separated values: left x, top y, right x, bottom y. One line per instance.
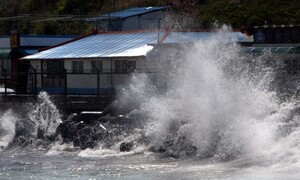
22, 32, 159, 60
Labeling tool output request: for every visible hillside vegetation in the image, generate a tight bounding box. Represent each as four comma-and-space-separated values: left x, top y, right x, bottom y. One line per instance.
198, 0, 300, 28
0, 0, 299, 35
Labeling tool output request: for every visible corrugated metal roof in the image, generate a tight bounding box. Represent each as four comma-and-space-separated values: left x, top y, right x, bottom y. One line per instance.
164, 32, 245, 44
22, 32, 160, 60
87, 7, 167, 21
22, 31, 246, 60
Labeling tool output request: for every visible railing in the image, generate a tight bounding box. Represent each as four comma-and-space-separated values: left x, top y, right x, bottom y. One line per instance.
0, 65, 166, 98
27, 70, 116, 96
0, 69, 117, 112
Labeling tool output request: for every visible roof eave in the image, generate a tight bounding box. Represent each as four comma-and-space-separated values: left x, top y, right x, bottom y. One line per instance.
22, 55, 146, 61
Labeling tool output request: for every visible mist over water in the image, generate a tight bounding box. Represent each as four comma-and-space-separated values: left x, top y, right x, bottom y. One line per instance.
117, 27, 300, 168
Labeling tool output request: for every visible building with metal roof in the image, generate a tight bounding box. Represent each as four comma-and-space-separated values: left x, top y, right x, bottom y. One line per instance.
96, 7, 167, 20
239, 25, 300, 56
21, 30, 245, 95
86, 7, 168, 31
23, 31, 167, 95
239, 25, 300, 55
0, 35, 77, 93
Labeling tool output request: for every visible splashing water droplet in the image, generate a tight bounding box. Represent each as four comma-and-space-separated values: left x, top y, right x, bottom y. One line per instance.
0, 110, 18, 150
28, 92, 61, 140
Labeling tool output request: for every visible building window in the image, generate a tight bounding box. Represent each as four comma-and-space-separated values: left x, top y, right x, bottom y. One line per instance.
128, 61, 136, 72
45, 61, 64, 79
115, 60, 125, 73
72, 61, 83, 73
0, 59, 11, 78
91, 60, 103, 73
115, 60, 136, 73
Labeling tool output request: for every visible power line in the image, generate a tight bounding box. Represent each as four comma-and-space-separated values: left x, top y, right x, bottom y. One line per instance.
0, 15, 27, 21
0, 14, 93, 22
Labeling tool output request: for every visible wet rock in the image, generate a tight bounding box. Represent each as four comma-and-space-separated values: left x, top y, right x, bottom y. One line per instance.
120, 141, 134, 152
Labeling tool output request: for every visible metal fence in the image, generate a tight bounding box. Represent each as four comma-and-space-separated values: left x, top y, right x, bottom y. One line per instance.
27, 70, 115, 96
0, 67, 165, 97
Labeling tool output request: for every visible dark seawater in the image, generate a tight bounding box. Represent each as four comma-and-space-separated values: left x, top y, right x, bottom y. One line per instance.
1, 27, 300, 179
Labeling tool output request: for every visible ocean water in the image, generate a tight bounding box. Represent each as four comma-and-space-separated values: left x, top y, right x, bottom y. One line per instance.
1, 27, 300, 179
1, 151, 299, 179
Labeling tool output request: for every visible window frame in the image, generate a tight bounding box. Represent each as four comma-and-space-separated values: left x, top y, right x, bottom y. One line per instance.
91, 60, 103, 73
115, 60, 136, 73
72, 61, 84, 74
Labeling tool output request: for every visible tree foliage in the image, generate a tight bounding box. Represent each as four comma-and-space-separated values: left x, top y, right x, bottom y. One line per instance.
199, 0, 300, 28
0, 0, 300, 35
